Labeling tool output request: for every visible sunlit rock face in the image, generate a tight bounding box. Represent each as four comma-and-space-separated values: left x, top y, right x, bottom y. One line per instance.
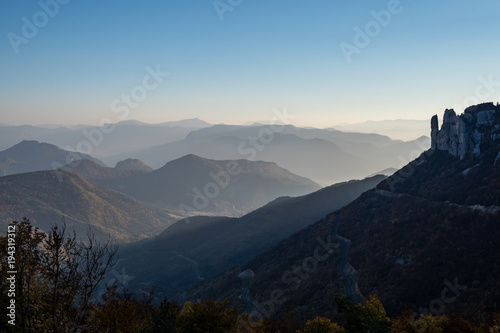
431, 102, 500, 160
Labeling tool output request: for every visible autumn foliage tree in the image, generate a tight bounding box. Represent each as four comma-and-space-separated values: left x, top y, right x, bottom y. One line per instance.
175, 298, 241, 333
88, 285, 154, 333
300, 316, 343, 333
0, 218, 117, 333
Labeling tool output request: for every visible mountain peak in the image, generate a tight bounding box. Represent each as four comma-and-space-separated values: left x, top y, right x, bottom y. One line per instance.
115, 158, 153, 172
0, 141, 106, 177
430, 102, 500, 159
18, 139, 40, 144
158, 118, 211, 128
14, 140, 43, 148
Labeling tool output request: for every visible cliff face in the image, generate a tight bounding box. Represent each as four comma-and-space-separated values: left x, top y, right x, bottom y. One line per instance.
431, 102, 500, 160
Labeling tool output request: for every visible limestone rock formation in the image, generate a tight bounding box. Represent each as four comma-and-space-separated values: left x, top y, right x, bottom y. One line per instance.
430, 102, 500, 159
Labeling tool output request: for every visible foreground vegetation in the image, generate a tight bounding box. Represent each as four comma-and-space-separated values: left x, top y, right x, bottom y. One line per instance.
1, 220, 499, 332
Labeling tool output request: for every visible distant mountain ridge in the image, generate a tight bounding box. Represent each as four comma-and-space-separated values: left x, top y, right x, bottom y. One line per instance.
334, 119, 430, 141
156, 118, 211, 128
110, 124, 429, 185
0, 120, 207, 159
0, 121, 430, 184
0, 138, 323, 219
100, 154, 321, 216
0, 140, 105, 177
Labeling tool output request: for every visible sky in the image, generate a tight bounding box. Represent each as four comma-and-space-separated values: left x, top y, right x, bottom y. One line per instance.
1, 0, 499, 128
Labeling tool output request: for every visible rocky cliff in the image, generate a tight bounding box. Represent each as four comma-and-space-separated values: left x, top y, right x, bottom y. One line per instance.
431, 102, 500, 160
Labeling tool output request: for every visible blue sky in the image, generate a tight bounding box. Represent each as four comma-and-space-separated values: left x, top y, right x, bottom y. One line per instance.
1, 0, 499, 127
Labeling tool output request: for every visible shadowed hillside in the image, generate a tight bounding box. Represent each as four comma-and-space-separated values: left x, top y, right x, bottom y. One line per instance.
189, 104, 500, 321
114, 175, 385, 298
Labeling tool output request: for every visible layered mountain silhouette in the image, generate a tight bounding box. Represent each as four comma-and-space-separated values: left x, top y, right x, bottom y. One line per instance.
0, 140, 105, 177
334, 119, 429, 141
0, 119, 210, 159
114, 174, 386, 298
0, 121, 430, 185
94, 154, 321, 216
190, 103, 500, 320
109, 124, 429, 185
0, 170, 179, 243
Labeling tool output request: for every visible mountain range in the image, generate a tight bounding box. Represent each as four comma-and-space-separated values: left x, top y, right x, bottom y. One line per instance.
0, 120, 430, 185
108, 124, 429, 185
2, 105, 497, 323
80, 154, 321, 216
188, 103, 500, 320
0, 118, 211, 159
0, 142, 325, 243
334, 119, 430, 141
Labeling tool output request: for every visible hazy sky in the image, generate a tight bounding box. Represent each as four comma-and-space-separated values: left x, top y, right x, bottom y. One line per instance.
1, 1, 499, 127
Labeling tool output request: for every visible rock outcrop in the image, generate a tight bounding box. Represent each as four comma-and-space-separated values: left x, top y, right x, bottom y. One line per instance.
430, 102, 500, 159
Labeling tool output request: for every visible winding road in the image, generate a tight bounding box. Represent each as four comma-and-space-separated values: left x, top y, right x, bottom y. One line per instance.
334, 212, 365, 304
177, 255, 204, 282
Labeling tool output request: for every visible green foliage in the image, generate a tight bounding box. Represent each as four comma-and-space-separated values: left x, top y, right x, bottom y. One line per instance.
144, 298, 180, 333
301, 316, 343, 333
175, 298, 240, 333
390, 310, 487, 333
88, 286, 154, 333
391, 311, 444, 333
334, 294, 391, 333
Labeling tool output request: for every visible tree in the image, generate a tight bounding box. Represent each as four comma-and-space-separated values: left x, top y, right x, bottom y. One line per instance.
175, 298, 239, 333
74, 228, 118, 328
334, 294, 391, 333
0, 218, 117, 332
40, 223, 82, 332
41, 220, 118, 332
144, 298, 180, 333
88, 285, 153, 333
301, 316, 343, 333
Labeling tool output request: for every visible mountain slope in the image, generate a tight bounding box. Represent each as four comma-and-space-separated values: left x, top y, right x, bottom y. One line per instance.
60, 159, 139, 181
102, 154, 321, 216
0, 170, 179, 243
0, 140, 105, 176
189, 104, 500, 321
114, 175, 386, 298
